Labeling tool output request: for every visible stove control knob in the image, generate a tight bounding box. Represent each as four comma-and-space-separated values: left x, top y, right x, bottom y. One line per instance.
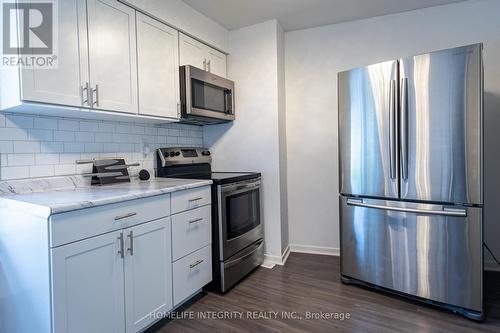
175, 151, 181, 156
202, 151, 211, 156
164, 153, 169, 158
169, 152, 175, 157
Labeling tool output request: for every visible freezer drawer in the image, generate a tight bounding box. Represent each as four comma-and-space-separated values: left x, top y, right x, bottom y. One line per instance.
340, 196, 482, 312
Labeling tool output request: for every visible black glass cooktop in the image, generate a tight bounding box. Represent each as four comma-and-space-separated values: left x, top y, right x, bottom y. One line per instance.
156, 163, 260, 185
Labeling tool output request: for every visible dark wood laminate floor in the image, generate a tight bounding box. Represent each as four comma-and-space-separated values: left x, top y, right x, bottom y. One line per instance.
148, 253, 500, 333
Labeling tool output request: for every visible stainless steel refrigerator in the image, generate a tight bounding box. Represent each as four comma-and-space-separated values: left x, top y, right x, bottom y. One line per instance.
338, 44, 483, 321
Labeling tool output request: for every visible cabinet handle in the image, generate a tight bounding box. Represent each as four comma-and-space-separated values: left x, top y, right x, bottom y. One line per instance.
189, 218, 203, 224
177, 102, 180, 117
92, 84, 100, 107
114, 212, 137, 221
207, 60, 211, 72
188, 197, 203, 202
189, 259, 204, 269
82, 82, 90, 106
203, 59, 207, 71
127, 231, 134, 256
117, 233, 125, 259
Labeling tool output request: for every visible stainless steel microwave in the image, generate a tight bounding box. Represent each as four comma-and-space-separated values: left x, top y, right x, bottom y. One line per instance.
179, 65, 235, 124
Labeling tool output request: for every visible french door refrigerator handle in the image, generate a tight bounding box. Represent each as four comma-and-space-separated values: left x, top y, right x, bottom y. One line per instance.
401, 77, 409, 180
389, 79, 397, 180
346, 198, 467, 217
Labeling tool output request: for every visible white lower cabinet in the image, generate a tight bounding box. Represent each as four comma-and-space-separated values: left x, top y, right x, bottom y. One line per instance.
124, 218, 172, 333
52, 218, 172, 333
51, 231, 126, 333
172, 245, 212, 306
49, 186, 212, 333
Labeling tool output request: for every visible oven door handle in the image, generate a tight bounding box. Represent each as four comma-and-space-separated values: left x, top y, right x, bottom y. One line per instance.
222, 180, 261, 196
223, 185, 260, 197
225, 240, 264, 269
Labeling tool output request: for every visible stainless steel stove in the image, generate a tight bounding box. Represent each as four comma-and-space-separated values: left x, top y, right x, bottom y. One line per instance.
156, 147, 264, 292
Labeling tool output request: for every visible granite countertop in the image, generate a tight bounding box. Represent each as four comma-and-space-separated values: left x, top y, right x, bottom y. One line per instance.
0, 177, 212, 217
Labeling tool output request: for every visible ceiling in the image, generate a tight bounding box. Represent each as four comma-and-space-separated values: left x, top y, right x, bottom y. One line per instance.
182, 0, 466, 31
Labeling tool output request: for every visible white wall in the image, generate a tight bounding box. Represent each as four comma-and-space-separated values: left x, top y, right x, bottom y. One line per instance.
121, 0, 228, 52
285, 0, 500, 263
204, 20, 288, 262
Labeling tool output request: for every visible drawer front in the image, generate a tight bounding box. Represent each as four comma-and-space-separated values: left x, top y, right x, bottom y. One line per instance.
172, 245, 212, 306
171, 186, 211, 214
50, 194, 170, 247
172, 205, 211, 261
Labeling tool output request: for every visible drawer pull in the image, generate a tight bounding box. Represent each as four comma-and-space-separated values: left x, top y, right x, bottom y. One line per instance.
189, 218, 203, 224
114, 212, 137, 221
189, 259, 204, 269
188, 197, 203, 202
117, 233, 125, 259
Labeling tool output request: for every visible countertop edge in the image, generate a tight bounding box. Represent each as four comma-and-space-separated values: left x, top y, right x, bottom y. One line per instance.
0, 180, 213, 218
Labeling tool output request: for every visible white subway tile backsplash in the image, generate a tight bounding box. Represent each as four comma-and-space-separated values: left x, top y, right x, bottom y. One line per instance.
6, 115, 34, 129
35, 153, 60, 165
75, 131, 95, 142
0, 141, 13, 153
13, 141, 40, 153
59, 153, 81, 164
84, 143, 104, 153
1, 166, 30, 179
80, 121, 99, 132
28, 129, 53, 141
0, 113, 203, 180
41, 141, 64, 153
30, 165, 54, 178
0, 128, 29, 141
98, 123, 115, 132
115, 124, 132, 133
34, 117, 58, 130
64, 143, 85, 153
58, 119, 79, 131
95, 132, 113, 142
53, 131, 75, 142
54, 164, 76, 176
8, 154, 35, 166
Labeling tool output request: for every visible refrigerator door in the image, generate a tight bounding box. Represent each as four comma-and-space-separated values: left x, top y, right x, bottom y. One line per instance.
399, 44, 483, 204
338, 60, 399, 198
340, 196, 483, 313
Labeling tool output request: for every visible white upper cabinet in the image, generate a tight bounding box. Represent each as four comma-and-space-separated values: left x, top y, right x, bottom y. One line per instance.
21, 0, 89, 108
179, 33, 227, 77
51, 231, 126, 333
137, 13, 179, 118
124, 218, 172, 333
179, 33, 207, 71
206, 47, 227, 77
86, 0, 138, 114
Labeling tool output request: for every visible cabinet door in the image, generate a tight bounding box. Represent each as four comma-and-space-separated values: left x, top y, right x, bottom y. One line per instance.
87, 0, 138, 113
21, 0, 89, 107
206, 48, 227, 77
137, 13, 179, 118
179, 33, 206, 71
51, 231, 125, 333
124, 218, 172, 333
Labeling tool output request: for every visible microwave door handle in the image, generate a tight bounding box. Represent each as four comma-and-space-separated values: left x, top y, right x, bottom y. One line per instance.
225, 89, 232, 114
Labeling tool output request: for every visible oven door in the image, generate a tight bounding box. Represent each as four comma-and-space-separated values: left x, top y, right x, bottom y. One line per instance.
218, 178, 263, 260
181, 65, 235, 122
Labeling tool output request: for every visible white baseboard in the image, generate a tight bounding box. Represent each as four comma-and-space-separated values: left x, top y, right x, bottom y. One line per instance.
289, 244, 340, 256
262, 245, 291, 268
